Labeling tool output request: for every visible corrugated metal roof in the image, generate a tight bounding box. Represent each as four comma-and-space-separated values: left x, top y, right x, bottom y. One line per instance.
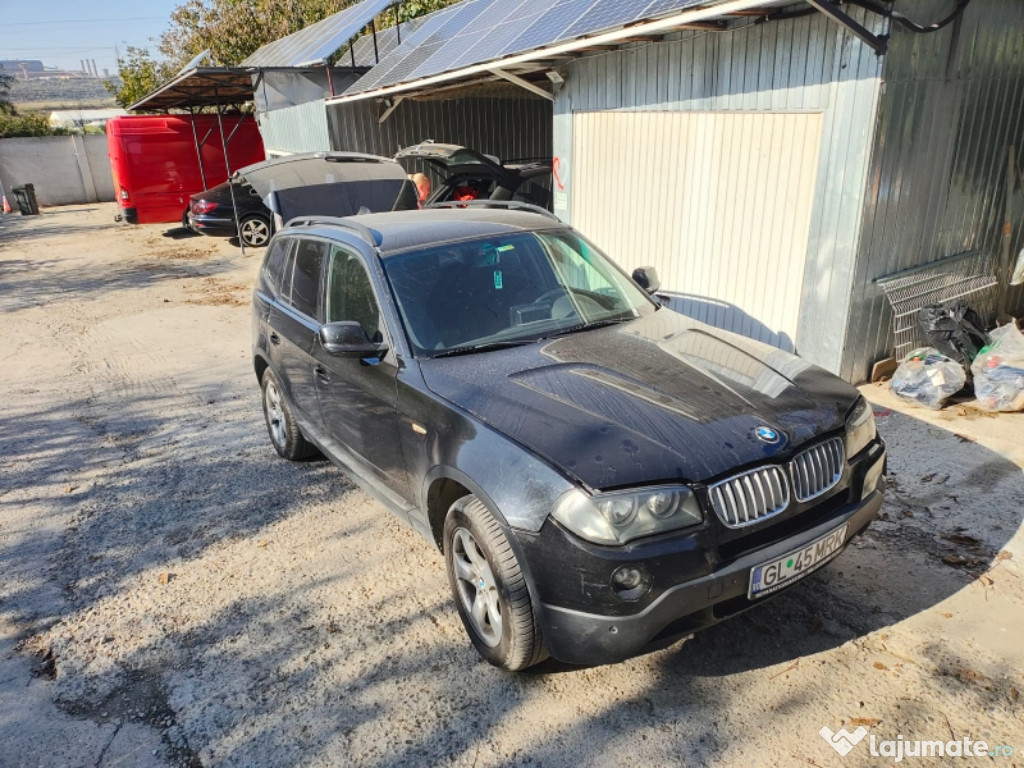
242, 0, 396, 68
128, 67, 254, 111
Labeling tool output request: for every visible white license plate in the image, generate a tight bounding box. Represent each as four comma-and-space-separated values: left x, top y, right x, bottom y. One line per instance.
748, 524, 848, 599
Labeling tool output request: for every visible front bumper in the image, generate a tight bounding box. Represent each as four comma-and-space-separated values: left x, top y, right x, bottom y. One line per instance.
525, 440, 886, 666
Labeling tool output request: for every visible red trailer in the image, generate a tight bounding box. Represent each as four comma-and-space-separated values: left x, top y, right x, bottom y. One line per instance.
107, 114, 265, 225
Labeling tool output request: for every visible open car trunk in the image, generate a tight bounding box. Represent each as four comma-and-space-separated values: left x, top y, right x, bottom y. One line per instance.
235, 152, 419, 223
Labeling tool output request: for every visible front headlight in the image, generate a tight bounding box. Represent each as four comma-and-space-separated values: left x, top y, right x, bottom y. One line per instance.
551, 486, 703, 545
846, 397, 877, 458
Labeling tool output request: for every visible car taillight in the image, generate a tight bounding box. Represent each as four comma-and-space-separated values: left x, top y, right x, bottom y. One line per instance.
192, 200, 218, 214
120, 189, 130, 200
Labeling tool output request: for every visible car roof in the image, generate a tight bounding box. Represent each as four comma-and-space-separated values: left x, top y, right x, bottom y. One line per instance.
283, 208, 564, 255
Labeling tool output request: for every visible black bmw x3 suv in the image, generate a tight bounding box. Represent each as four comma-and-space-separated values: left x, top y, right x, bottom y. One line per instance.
252, 202, 886, 670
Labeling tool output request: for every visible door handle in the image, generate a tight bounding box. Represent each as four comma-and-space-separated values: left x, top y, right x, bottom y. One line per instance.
314, 365, 330, 383
269, 332, 280, 345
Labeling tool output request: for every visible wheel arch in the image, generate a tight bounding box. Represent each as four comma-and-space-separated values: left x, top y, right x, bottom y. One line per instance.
254, 353, 269, 387
424, 469, 505, 551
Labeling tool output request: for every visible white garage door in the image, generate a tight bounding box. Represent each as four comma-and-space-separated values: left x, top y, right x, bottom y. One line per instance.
571, 110, 823, 349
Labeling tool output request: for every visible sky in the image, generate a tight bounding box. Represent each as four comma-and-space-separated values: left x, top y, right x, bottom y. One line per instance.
0, 0, 181, 75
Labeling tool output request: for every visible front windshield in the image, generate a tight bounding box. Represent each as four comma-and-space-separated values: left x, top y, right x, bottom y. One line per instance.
382, 228, 656, 356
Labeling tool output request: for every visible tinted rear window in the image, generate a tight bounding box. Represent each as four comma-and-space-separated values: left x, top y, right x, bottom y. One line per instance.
289, 239, 327, 321
261, 237, 293, 298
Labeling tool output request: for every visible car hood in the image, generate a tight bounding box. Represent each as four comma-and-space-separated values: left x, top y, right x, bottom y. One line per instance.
419, 310, 860, 490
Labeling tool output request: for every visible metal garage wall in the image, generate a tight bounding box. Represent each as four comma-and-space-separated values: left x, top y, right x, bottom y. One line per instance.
326, 97, 552, 170
257, 99, 332, 156
841, 0, 1024, 382
553, 11, 886, 374
573, 110, 823, 350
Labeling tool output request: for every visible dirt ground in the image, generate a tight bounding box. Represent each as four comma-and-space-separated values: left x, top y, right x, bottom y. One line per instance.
1, 205, 1022, 768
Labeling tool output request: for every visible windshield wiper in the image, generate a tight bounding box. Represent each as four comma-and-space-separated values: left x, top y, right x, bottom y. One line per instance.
430, 339, 537, 359
542, 315, 635, 340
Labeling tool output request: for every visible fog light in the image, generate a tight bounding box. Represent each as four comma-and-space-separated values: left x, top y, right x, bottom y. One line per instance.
612, 567, 643, 589
611, 565, 651, 602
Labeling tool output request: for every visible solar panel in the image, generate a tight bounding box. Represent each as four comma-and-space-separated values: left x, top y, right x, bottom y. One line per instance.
352, 4, 465, 89
242, 0, 396, 68
500, 0, 599, 58
348, 13, 436, 67
344, 0, 711, 95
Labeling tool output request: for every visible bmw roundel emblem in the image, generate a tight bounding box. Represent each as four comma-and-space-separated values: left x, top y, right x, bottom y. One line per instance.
754, 426, 781, 444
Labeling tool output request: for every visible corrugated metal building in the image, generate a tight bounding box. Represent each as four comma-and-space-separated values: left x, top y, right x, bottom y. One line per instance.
549, 1, 1024, 381
312, 0, 1022, 383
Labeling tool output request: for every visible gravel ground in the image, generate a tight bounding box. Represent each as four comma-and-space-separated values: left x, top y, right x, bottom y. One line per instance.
1, 205, 1022, 768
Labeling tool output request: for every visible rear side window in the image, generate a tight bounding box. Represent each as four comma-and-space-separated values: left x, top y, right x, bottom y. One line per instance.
326, 246, 382, 341
289, 239, 327, 321
261, 237, 293, 298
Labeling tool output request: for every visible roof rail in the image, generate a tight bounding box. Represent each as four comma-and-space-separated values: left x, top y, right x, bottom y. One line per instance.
283, 216, 383, 247
423, 200, 560, 221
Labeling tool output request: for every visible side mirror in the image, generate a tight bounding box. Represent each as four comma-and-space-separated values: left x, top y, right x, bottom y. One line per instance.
632, 266, 661, 295
319, 321, 388, 359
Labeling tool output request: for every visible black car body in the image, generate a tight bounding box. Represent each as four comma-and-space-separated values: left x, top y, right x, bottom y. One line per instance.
395, 142, 553, 210
191, 152, 419, 247
251, 205, 886, 670
189, 180, 272, 246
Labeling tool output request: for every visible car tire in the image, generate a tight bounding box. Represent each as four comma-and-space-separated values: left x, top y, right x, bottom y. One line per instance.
239, 214, 271, 248
260, 368, 316, 460
443, 495, 546, 671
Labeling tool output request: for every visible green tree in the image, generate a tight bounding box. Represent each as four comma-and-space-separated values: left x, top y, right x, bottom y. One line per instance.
390, 0, 458, 24
0, 112, 70, 138
104, 47, 165, 109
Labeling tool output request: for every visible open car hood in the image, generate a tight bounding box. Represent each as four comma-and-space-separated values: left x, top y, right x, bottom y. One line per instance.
394, 141, 505, 175
234, 152, 418, 222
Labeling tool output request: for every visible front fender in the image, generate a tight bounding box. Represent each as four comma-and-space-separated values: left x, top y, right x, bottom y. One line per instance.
421, 445, 573, 533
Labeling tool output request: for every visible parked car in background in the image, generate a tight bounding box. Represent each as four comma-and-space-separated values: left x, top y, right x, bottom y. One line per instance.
107, 114, 264, 225
251, 201, 887, 671
395, 142, 553, 210
190, 152, 419, 247
188, 180, 273, 247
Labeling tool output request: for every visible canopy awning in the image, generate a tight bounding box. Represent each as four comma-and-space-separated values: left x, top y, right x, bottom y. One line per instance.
128, 67, 255, 112
328, 0, 888, 106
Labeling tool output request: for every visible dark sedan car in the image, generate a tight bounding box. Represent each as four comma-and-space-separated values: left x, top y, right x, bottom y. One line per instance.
251, 203, 886, 670
189, 180, 272, 247
191, 152, 419, 247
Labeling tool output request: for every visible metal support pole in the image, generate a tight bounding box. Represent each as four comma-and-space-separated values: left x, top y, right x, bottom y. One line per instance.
187, 107, 209, 190
997, 146, 1016, 323
371, 19, 379, 64
326, 63, 335, 97
225, 108, 249, 145
395, 3, 402, 45
214, 94, 245, 255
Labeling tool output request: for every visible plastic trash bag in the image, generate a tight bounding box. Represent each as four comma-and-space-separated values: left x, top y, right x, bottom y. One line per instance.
917, 301, 990, 373
891, 347, 967, 410
971, 323, 1024, 412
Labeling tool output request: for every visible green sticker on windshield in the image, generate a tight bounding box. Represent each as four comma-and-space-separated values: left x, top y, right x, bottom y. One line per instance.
494, 270, 503, 290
